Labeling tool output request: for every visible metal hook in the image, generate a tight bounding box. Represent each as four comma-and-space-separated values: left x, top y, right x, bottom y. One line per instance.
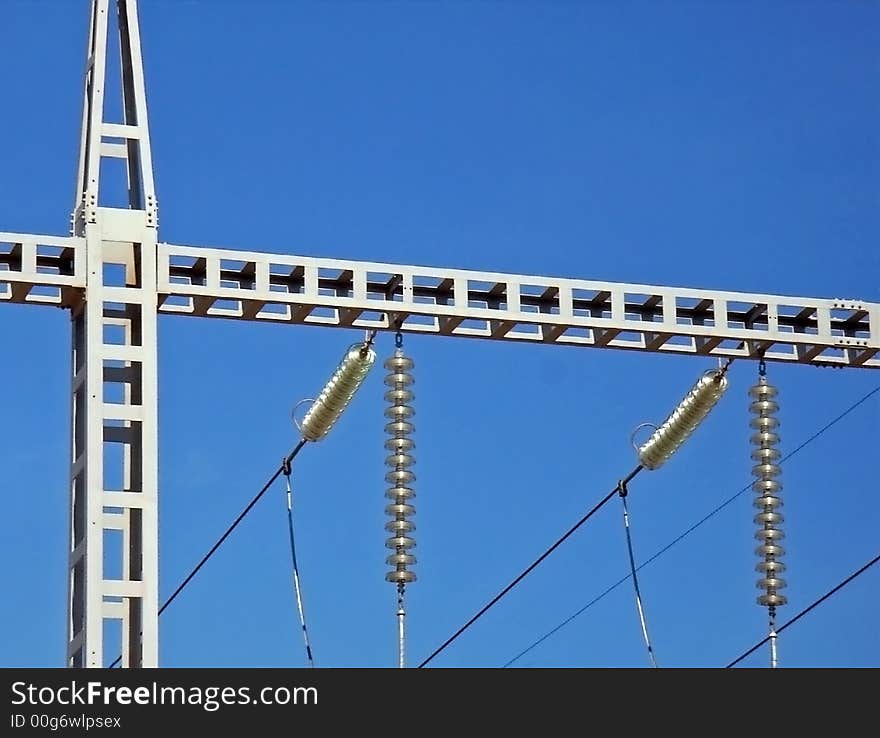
706, 358, 733, 383
386, 312, 404, 348
756, 345, 767, 376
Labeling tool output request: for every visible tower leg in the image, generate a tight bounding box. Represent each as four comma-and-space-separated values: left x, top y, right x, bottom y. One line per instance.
67, 0, 159, 667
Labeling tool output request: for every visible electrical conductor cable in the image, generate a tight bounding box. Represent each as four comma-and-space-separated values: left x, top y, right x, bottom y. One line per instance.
282, 459, 316, 668
618, 480, 658, 668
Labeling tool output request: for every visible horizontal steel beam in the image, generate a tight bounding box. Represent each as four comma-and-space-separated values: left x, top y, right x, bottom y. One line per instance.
0, 232, 86, 307
155, 242, 879, 369
2, 234, 877, 368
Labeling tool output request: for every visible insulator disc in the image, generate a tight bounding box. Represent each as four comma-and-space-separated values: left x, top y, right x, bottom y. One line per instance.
386, 570, 417, 584
758, 593, 787, 607
750, 447, 782, 463
384, 388, 415, 404
384, 354, 414, 372
749, 382, 778, 399
756, 560, 787, 574
386, 486, 416, 500
749, 415, 780, 431
749, 398, 779, 415
756, 543, 786, 558
385, 469, 415, 485
754, 511, 784, 525
386, 552, 417, 566
385, 519, 416, 534
754, 496, 783, 510
386, 504, 416, 518
384, 404, 415, 420
386, 452, 415, 468
757, 577, 787, 591
386, 535, 416, 550
383, 372, 414, 387
752, 462, 781, 478
752, 478, 783, 495
385, 437, 415, 453
750, 431, 781, 446
385, 361, 416, 380
755, 528, 785, 542
385, 420, 415, 436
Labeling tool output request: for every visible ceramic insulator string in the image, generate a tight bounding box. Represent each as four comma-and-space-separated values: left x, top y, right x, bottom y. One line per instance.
384, 338, 416, 668
384, 347, 417, 585
300, 342, 376, 442
750, 374, 787, 609
750, 363, 786, 668
638, 368, 729, 470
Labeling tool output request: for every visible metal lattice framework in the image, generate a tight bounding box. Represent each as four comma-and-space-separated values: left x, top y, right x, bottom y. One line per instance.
3, 235, 877, 366
0, 0, 877, 669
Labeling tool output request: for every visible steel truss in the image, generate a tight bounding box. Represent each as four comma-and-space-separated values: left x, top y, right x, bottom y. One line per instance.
3, 234, 877, 368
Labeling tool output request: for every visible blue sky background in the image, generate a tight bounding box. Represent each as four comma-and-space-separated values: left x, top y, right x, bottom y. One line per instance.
1, 0, 877, 668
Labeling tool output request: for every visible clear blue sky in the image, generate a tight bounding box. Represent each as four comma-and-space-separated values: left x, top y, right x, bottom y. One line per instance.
1, 0, 877, 668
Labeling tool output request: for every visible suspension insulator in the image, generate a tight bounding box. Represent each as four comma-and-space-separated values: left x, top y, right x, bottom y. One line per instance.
300, 342, 376, 442
638, 369, 729, 470
385, 347, 417, 585
385, 485, 415, 501
387, 552, 417, 566
750, 375, 787, 608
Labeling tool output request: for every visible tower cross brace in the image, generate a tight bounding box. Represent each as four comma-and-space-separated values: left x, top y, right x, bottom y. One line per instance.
0, 0, 877, 668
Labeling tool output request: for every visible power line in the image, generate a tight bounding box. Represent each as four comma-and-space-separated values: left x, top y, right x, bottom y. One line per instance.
109, 439, 308, 668
106, 383, 878, 668
160, 438, 307, 617
618, 484, 658, 668
503, 383, 880, 667
416, 465, 644, 669
282, 460, 316, 668
726, 551, 880, 668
